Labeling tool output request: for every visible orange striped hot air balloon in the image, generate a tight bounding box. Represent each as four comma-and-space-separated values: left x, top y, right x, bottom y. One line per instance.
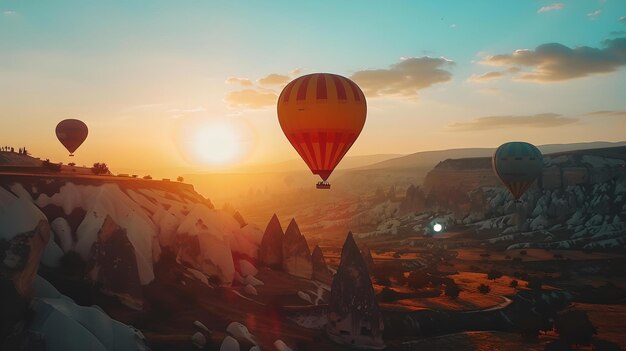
492, 141, 543, 201
56, 119, 88, 156
277, 73, 366, 189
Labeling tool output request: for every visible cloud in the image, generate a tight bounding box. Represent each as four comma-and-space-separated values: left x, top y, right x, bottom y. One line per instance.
479, 38, 626, 82
611, 30, 626, 36
448, 113, 578, 131
225, 77, 253, 87
537, 3, 564, 13
350, 57, 454, 97
586, 110, 626, 117
620, 16, 626, 23
225, 89, 277, 109
258, 73, 290, 86
3, 10, 16, 15
468, 71, 505, 82
587, 9, 602, 19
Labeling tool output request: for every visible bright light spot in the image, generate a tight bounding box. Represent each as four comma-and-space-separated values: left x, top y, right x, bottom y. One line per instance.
175, 116, 255, 167
433, 223, 443, 232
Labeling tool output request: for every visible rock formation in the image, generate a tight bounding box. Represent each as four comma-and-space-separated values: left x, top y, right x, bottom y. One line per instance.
327, 232, 385, 349
311, 245, 333, 284
259, 214, 284, 269
360, 245, 375, 272
282, 219, 312, 279
91, 215, 143, 310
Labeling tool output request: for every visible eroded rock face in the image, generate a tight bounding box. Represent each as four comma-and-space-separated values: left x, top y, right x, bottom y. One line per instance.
259, 214, 284, 270
282, 219, 312, 279
1, 220, 50, 297
360, 245, 374, 272
91, 215, 143, 310
327, 232, 385, 350
311, 245, 332, 284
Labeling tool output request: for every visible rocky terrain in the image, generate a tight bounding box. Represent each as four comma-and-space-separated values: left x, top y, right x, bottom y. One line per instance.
361, 147, 626, 250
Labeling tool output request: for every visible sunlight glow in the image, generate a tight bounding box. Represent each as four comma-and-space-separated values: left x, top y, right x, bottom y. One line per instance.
175, 116, 255, 167
433, 223, 443, 232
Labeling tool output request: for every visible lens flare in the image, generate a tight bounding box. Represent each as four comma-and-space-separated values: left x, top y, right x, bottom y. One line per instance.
433, 223, 443, 232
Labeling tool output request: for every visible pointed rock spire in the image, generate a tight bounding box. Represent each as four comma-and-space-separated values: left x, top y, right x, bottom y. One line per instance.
259, 214, 284, 269
361, 245, 374, 272
311, 245, 333, 284
327, 232, 385, 349
282, 219, 312, 279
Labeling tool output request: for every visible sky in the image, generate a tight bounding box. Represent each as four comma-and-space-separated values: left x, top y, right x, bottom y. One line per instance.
1, 0, 625, 177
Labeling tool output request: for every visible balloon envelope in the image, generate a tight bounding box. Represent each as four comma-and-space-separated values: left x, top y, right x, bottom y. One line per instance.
277, 73, 366, 182
492, 141, 543, 200
56, 119, 88, 156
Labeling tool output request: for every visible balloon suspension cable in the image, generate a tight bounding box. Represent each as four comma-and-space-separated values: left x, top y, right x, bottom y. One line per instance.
316, 181, 331, 190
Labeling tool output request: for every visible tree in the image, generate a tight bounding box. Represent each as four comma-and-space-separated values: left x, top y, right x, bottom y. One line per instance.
177, 176, 184, 182
91, 162, 110, 175
487, 269, 503, 280
478, 284, 491, 294
510, 280, 519, 288
445, 283, 461, 298
143, 175, 152, 180
68, 162, 76, 167
554, 309, 597, 346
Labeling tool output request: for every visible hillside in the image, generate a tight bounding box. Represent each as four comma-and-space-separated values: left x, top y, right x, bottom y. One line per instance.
409, 146, 626, 250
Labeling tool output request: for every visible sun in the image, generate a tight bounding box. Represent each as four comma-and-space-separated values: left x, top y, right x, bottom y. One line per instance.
176, 116, 254, 167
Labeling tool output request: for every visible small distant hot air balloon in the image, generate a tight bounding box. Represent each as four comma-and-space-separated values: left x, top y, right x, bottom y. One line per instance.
492, 141, 543, 201
56, 119, 88, 156
277, 73, 366, 189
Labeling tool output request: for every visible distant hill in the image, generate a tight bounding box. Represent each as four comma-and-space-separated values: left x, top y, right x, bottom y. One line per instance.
0, 151, 43, 167
355, 141, 626, 171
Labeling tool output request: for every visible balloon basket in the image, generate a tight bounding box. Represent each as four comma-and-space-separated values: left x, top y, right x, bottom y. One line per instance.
69, 154, 74, 157
316, 181, 331, 190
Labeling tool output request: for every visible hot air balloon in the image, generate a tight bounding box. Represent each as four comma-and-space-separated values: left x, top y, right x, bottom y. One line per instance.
56, 119, 88, 156
277, 73, 366, 189
492, 141, 543, 201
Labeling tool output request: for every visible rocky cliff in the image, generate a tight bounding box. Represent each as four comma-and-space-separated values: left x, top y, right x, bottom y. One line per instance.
418, 146, 626, 249
0, 174, 263, 308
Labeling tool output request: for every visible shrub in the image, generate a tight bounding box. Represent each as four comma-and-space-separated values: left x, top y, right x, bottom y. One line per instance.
143, 175, 152, 180
478, 284, 491, 294
91, 162, 110, 175
445, 283, 461, 298
487, 269, 503, 280
510, 280, 519, 288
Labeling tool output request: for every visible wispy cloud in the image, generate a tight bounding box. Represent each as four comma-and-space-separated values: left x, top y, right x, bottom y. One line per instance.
448, 113, 578, 131
468, 71, 505, 82
620, 16, 626, 23
258, 73, 290, 86
225, 77, 253, 87
3, 10, 16, 16
478, 38, 626, 82
350, 57, 454, 98
587, 9, 602, 20
586, 110, 626, 117
537, 3, 564, 13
